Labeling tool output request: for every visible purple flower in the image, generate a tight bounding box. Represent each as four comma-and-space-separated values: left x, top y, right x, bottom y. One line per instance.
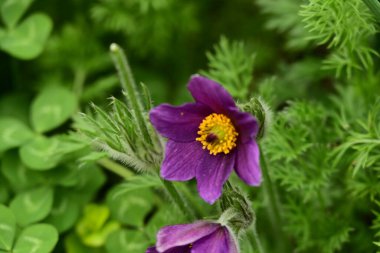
146, 221, 239, 253
150, 75, 261, 204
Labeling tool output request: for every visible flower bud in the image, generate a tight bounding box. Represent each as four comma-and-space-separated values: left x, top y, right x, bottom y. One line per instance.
238, 97, 272, 140
219, 182, 255, 234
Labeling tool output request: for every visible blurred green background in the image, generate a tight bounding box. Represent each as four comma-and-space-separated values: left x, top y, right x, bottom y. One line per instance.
0, 0, 304, 106
1, 0, 380, 253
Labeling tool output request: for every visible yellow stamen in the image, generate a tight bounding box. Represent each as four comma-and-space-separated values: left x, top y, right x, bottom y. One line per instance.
196, 113, 238, 155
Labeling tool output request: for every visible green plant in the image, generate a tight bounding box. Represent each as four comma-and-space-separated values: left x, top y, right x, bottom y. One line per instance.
0, 0, 52, 59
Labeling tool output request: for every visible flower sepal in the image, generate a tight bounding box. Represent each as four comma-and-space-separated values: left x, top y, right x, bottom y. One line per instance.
219, 182, 255, 234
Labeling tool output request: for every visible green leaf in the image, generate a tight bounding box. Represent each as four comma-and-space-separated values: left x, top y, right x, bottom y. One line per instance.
0, 117, 34, 152
82, 221, 120, 247
107, 184, 154, 227
44, 194, 80, 233
19, 136, 61, 170
64, 233, 105, 253
0, 93, 30, 123
1, 151, 42, 192
76, 204, 109, 236
0, 13, 52, 60
0, 204, 16, 251
76, 204, 119, 247
67, 166, 105, 203
31, 86, 77, 133
1, 0, 34, 28
140, 82, 153, 111
42, 165, 80, 187
105, 229, 149, 253
13, 224, 58, 253
145, 206, 180, 242
10, 186, 54, 226
54, 137, 87, 155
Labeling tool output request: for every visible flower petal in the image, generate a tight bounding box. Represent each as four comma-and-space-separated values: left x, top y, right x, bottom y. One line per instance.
224, 227, 240, 253
156, 221, 220, 252
191, 227, 238, 253
161, 141, 204, 181
150, 102, 212, 142
228, 107, 259, 143
196, 152, 235, 204
187, 75, 236, 114
235, 141, 262, 186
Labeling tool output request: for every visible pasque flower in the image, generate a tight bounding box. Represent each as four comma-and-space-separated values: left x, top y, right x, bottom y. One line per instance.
146, 221, 238, 253
150, 75, 261, 204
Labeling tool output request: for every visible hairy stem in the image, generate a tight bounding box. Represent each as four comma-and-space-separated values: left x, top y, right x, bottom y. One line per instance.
110, 43, 153, 146
259, 144, 289, 251
161, 179, 197, 221
97, 158, 135, 179
178, 183, 206, 218
247, 226, 265, 253
259, 144, 281, 230
363, 0, 380, 22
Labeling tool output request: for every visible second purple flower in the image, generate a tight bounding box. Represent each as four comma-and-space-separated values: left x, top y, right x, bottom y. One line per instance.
150, 75, 262, 204
146, 220, 239, 253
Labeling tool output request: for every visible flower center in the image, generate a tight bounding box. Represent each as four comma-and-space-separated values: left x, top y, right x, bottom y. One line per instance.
196, 113, 238, 155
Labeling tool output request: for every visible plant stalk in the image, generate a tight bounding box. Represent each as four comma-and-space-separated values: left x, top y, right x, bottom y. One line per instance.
247, 226, 265, 253
259, 144, 281, 229
178, 183, 206, 218
259, 144, 290, 252
97, 158, 135, 179
161, 179, 197, 222
110, 43, 153, 146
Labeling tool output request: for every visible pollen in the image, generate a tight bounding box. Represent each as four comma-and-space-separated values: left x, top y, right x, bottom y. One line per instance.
196, 113, 238, 155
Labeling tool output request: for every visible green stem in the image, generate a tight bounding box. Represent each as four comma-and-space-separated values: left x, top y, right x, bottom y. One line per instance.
97, 158, 134, 179
259, 144, 281, 229
363, 0, 380, 22
110, 43, 153, 146
161, 180, 197, 221
247, 226, 265, 253
178, 183, 206, 218
259, 144, 290, 252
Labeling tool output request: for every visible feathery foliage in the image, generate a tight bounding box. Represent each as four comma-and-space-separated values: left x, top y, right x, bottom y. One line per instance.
201, 36, 256, 100
300, 0, 378, 77
256, 0, 311, 50
75, 95, 161, 172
